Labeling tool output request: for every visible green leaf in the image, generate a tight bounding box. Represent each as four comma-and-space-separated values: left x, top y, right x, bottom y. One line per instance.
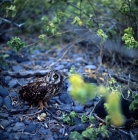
70, 131, 84, 140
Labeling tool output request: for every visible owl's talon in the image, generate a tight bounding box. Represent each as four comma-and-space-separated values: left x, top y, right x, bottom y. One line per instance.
44, 101, 49, 108
38, 100, 44, 110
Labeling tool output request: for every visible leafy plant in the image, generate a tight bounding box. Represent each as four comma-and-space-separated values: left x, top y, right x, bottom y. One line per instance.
129, 93, 138, 111
70, 125, 108, 140
69, 74, 96, 104
82, 127, 97, 139
0, 54, 9, 65
122, 27, 138, 49
80, 114, 87, 123
97, 29, 108, 42
7, 37, 26, 52
70, 131, 84, 140
104, 91, 125, 126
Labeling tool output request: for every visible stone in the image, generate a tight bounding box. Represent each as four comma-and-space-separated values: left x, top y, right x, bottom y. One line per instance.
20, 135, 30, 140
59, 93, 72, 104
25, 123, 37, 133
0, 132, 9, 140
74, 123, 87, 133
9, 91, 17, 97
85, 65, 96, 70
3, 96, 13, 109
8, 79, 18, 88
12, 65, 23, 72
0, 96, 3, 107
54, 65, 64, 70
13, 122, 25, 131
0, 120, 11, 128
72, 105, 84, 113
0, 86, 9, 97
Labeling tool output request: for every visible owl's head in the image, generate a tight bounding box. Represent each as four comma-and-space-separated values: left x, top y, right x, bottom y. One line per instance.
46, 70, 66, 84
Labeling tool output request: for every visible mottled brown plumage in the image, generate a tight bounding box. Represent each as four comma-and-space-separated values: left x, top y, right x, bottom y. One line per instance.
19, 70, 65, 109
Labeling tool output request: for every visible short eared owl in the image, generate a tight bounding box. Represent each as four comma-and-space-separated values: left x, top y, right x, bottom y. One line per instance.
19, 70, 66, 109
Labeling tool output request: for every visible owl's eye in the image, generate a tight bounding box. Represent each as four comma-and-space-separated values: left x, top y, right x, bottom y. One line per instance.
53, 74, 58, 79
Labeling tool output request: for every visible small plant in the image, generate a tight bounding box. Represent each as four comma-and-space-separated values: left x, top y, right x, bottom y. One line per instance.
69, 74, 96, 104
69, 67, 77, 74
0, 54, 9, 65
122, 27, 138, 49
62, 113, 74, 126
129, 93, 138, 111
104, 91, 125, 126
82, 127, 97, 139
70, 125, 108, 140
80, 114, 87, 123
7, 37, 26, 52
97, 29, 108, 42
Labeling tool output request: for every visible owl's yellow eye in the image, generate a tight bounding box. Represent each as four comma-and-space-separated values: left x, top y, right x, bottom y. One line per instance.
53, 74, 58, 79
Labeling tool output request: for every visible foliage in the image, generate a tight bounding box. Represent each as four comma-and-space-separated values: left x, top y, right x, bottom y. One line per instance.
69, 73, 125, 127
62, 111, 95, 126
97, 29, 108, 42
104, 91, 125, 126
129, 93, 138, 111
122, 27, 138, 49
0, 54, 9, 65
69, 74, 96, 104
70, 125, 108, 140
7, 37, 26, 52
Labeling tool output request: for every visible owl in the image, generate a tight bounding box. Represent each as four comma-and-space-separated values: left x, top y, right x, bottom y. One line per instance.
19, 70, 66, 109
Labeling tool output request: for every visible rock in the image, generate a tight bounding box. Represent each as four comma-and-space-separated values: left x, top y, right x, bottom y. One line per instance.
13, 122, 25, 131
0, 96, 3, 107
10, 91, 17, 97
25, 123, 37, 133
4, 76, 11, 81
0, 120, 11, 128
58, 104, 72, 112
8, 79, 18, 88
74, 123, 87, 133
59, 93, 72, 104
85, 65, 96, 70
54, 65, 64, 70
0, 113, 8, 119
20, 135, 30, 140
72, 105, 84, 113
0, 86, 9, 97
12, 65, 23, 72
3, 96, 13, 109
0, 132, 9, 140
73, 117, 81, 125
44, 135, 54, 140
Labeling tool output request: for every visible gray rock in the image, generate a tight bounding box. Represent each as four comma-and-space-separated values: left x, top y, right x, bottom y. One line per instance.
13, 122, 25, 131
85, 65, 96, 70
59, 93, 72, 104
0, 132, 9, 140
74, 123, 87, 132
72, 105, 84, 113
0, 113, 8, 119
25, 123, 37, 133
5, 76, 11, 81
12, 65, 23, 72
54, 65, 64, 70
10, 91, 17, 97
8, 79, 18, 88
44, 135, 55, 140
20, 135, 30, 140
0, 120, 11, 128
0, 86, 9, 97
0, 96, 3, 107
3, 96, 13, 109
